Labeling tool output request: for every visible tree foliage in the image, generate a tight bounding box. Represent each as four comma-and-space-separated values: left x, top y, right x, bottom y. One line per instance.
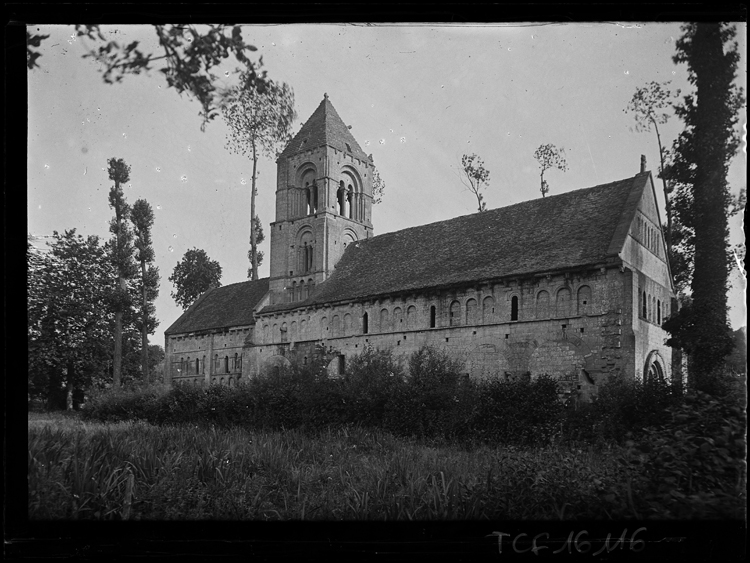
107, 158, 136, 389
28, 232, 114, 409
624, 81, 680, 253
371, 166, 386, 205
221, 72, 296, 281
460, 153, 491, 212
26, 30, 50, 69
661, 23, 745, 392
52, 25, 268, 131
131, 199, 160, 382
533, 144, 568, 198
169, 248, 223, 310
247, 215, 265, 280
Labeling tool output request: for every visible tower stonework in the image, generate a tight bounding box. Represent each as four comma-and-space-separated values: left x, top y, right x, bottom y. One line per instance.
268, 94, 374, 305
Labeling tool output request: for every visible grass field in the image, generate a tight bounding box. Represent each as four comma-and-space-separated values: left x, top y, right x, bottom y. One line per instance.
29, 411, 639, 520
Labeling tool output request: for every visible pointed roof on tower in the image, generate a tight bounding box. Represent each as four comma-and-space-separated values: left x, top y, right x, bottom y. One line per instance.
278, 93, 371, 161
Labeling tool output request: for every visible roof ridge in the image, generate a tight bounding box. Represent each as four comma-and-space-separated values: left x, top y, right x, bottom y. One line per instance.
365, 173, 645, 244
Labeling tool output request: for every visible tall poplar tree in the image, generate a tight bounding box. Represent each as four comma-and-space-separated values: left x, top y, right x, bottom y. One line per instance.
107, 158, 136, 389
221, 72, 296, 281
131, 199, 160, 383
662, 23, 745, 393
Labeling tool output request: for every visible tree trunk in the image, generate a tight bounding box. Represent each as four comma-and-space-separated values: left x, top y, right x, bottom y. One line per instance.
140, 260, 149, 383
112, 276, 126, 388
688, 23, 734, 388
250, 140, 259, 281
66, 362, 74, 411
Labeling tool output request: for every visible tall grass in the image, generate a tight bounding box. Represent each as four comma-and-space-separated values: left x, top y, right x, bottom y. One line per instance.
30, 414, 639, 520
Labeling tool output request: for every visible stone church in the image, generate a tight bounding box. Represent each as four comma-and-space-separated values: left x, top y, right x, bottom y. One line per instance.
165, 95, 676, 399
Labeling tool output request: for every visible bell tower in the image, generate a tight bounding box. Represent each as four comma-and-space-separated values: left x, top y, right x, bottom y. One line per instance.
268, 94, 375, 305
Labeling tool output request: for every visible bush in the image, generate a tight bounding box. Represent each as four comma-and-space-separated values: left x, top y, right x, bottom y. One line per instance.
625, 390, 746, 518
471, 376, 563, 447
561, 376, 678, 445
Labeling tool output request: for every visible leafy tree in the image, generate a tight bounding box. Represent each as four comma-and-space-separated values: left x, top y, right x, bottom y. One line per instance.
533, 144, 568, 198
661, 23, 745, 393
26, 30, 50, 69
131, 199, 160, 383
460, 153, 491, 212
725, 328, 747, 377
106, 158, 137, 389
28, 231, 114, 409
169, 248, 223, 310
221, 72, 296, 281
624, 81, 680, 253
27, 25, 268, 131
247, 215, 265, 279
371, 166, 386, 205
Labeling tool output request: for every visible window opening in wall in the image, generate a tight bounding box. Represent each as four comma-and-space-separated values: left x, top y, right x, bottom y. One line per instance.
430, 305, 436, 328
195, 358, 199, 375
363, 312, 369, 334
505, 334, 509, 339
449, 300, 461, 326
580, 328, 584, 333
642, 291, 647, 319
657, 300, 661, 325
224, 356, 229, 374
511, 296, 519, 321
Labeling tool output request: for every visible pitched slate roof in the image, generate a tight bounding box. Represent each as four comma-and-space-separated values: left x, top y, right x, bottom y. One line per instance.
261, 173, 649, 313
278, 94, 370, 161
165, 278, 269, 335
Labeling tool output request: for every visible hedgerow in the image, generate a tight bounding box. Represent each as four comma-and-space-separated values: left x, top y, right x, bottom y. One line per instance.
82, 347, 741, 455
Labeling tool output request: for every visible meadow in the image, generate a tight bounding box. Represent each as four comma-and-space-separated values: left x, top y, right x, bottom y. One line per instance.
30, 412, 635, 520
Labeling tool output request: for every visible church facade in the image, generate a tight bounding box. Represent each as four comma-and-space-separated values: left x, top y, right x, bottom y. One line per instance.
165, 95, 676, 400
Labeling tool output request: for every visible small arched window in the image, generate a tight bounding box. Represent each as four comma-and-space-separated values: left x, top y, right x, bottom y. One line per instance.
406, 305, 417, 329
224, 356, 229, 374
430, 305, 436, 328
577, 285, 592, 316
466, 298, 478, 325
449, 300, 461, 326
657, 299, 661, 325
642, 291, 647, 319
393, 307, 403, 327
362, 312, 369, 334
511, 295, 519, 321
380, 308, 390, 332
555, 288, 570, 318
331, 315, 340, 338
535, 291, 550, 319
482, 296, 495, 323
195, 358, 199, 375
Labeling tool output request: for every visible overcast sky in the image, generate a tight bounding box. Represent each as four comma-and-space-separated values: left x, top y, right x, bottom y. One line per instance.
28, 23, 746, 335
